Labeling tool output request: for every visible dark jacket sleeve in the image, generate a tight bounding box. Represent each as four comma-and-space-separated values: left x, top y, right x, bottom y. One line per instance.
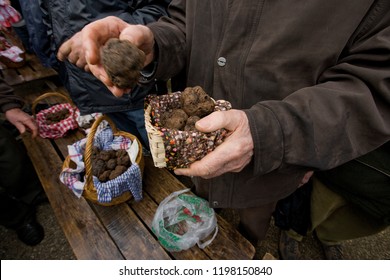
247, 3, 390, 175
118, 0, 171, 24
148, 0, 186, 81
0, 79, 24, 113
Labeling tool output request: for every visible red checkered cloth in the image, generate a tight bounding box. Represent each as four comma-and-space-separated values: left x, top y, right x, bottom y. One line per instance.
0, 1, 21, 28
35, 103, 79, 139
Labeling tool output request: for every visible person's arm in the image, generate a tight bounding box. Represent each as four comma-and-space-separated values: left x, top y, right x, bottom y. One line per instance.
177, 3, 390, 179
245, 7, 390, 177
0, 78, 23, 112
0, 79, 38, 138
116, 0, 171, 25
147, 0, 186, 82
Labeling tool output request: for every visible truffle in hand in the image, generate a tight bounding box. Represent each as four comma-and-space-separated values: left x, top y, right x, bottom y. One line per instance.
101, 38, 146, 89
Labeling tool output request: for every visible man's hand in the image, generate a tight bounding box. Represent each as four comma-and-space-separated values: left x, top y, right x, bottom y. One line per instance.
57, 32, 88, 70
174, 110, 254, 179
57, 16, 156, 98
5, 108, 38, 138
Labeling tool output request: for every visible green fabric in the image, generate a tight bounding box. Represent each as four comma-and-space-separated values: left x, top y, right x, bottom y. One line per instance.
317, 142, 390, 225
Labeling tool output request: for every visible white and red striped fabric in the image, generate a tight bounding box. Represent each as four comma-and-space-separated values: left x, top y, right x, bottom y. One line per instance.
35, 103, 79, 139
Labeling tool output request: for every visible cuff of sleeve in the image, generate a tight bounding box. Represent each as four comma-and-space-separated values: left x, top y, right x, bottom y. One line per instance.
244, 104, 284, 176
138, 44, 159, 85
1, 103, 22, 114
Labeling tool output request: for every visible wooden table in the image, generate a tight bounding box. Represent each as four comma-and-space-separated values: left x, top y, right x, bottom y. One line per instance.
17, 79, 256, 260
0, 53, 57, 86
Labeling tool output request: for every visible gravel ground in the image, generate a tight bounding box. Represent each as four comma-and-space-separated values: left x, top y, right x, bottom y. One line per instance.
1, 201, 389, 260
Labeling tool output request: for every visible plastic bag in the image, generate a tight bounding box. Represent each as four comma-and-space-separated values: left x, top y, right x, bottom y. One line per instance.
152, 189, 218, 252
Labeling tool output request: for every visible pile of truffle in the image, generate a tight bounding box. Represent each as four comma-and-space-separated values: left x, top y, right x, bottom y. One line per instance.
161, 86, 215, 131
45, 108, 70, 125
91, 147, 131, 182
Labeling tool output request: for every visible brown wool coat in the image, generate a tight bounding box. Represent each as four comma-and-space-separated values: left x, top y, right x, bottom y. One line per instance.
148, 0, 390, 208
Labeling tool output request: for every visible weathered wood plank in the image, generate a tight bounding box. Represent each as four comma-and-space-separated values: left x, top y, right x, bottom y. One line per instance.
0, 54, 57, 85
143, 157, 256, 260
22, 134, 124, 260
17, 64, 42, 81
53, 129, 85, 158
92, 199, 171, 260
1, 68, 24, 85
27, 55, 57, 78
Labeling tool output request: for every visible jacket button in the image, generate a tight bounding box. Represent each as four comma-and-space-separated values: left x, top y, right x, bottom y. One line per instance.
217, 57, 226, 67
212, 201, 219, 207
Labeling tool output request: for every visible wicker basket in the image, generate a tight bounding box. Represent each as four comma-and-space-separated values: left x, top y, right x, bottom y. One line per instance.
32, 91, 79, 139
62, 115, 144, 206
32, 91, 73, 115
145, 91, 232, 170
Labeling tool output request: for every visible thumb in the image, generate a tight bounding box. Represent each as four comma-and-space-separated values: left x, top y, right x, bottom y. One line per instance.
195, 110, 241, 133
195, 111, 225, 132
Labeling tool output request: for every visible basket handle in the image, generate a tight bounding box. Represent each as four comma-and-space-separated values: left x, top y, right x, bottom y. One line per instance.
84, 115, 118, 186
31, 91, 74, 117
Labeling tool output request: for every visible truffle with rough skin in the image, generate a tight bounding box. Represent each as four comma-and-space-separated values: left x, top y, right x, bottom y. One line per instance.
109, 165, 128, 180
180, 86, 215, 117
101, 38, 146, 89
184, 115, 200, 131
46, 108, 70, 124
161, 109, 188, 130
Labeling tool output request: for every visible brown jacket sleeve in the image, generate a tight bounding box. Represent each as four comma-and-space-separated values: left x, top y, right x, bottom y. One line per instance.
0, 78, 24, 113
248, 2, 390, 175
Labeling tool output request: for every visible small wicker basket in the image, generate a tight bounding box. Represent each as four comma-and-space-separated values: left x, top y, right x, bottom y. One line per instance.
145, 91, 232, 170
32, 91, 79, 139
62, 115, 144, 206
32, 91, 74, 116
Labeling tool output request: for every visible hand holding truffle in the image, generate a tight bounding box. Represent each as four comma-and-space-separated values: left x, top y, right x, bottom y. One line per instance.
57, 16, 155, 97
57, 31, 88, 70
174, 109, 254, 179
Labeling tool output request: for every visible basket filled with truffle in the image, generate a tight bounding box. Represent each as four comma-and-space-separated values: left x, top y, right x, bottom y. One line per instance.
145, 86, 232, 170
32, 91, 79, 139
60, 115, 144, 206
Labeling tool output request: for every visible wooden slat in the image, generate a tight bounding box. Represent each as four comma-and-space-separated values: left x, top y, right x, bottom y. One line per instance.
27, 55, 58, 78
143, 157, 256, 260
0, 54, 57, 86
1, 68, 24, 85
54, 129, 85, 158
17, 64, 42, 81
22, 134, 124, 260
92, 200, 171, 260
